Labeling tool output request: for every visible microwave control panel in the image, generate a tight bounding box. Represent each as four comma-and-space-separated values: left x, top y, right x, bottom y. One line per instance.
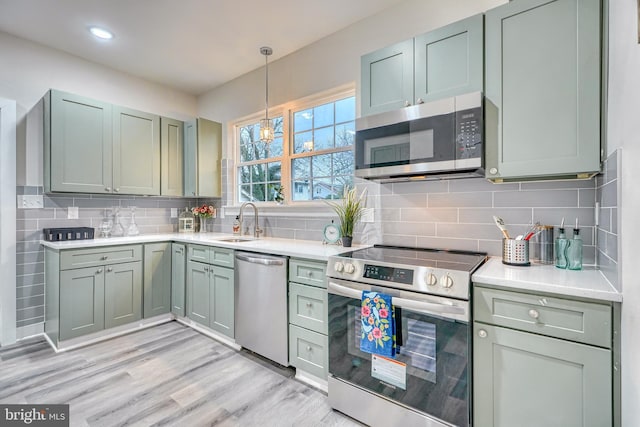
456, 107, 483, 159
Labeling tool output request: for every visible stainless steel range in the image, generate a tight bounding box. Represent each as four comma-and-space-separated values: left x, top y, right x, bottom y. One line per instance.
326, 245, 486, 427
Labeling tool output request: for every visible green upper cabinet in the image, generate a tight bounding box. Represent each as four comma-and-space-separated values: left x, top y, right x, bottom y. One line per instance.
161, 117, 184, 196
45, 90, 113, 194
414, 13, 483, 103
184, 118, 222, 197
143, 243, 172, 318
44, 89, 185, 196
361, 14, 483, 117
484, 0, 602, 181
113, 106, 160, 195
361, 39, 414, 116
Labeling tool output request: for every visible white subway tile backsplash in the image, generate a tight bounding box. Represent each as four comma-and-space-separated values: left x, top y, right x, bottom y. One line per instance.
401, 208, 458, 223
494, 189, 579, 208
428, 192, 492, 208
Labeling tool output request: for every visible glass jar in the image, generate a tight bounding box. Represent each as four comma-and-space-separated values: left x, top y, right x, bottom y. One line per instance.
179, 207, 195, 233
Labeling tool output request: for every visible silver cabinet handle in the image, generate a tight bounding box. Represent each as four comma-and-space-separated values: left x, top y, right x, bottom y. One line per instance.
101, 256, 108, 260
96, 268, 103, 274
175, 249, 183, 254
204, 267, 209, 272
307, 271, 313, 277
306, 302, 313, 308
529, 309, 540, 320
404, 100, 411, 107
306, 346, 313, 352
105, 187, 111, 192
416, 97, 424, 104
489, 168, 498, 175
107, 267, 113, 272
478, 329, 488, 338
114, 188, 120, 193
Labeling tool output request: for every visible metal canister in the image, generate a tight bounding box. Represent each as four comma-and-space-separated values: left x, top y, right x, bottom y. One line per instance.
502, 238, 530, 266
534, 225, 554, 264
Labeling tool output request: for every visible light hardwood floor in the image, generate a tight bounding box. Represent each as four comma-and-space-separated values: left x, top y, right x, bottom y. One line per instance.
0, 322, 362, 427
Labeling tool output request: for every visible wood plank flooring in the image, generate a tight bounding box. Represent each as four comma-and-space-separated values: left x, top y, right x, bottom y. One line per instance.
0, 322, 362, 427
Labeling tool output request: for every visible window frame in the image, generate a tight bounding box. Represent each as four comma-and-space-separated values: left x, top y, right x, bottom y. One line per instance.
232, 85, 355, 207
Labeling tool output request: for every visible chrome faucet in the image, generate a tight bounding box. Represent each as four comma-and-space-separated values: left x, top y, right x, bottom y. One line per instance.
239, 202, 262, 238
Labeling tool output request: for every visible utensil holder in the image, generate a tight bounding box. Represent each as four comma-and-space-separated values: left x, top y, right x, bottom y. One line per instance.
502, 238, 530, 266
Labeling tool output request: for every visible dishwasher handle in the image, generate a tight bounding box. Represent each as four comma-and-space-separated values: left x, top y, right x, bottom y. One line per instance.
236, 253, 285, 266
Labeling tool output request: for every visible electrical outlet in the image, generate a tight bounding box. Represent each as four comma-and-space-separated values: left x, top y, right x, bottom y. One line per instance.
67, 207, 79, 219
171, 208, 178, 218
361, 208, 374, 223
17, 195, 44, 209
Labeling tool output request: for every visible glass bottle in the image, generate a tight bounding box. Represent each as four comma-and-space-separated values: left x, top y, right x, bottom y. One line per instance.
567, 228, 583, 270
555, 225, 570, 269
127, 206, 139, 236
112, 207, 125, 237
98, 209, 113, 238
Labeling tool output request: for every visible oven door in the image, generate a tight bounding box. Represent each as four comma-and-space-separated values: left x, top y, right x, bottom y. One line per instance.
354, 98, 456, 179
328, 279, 470, 427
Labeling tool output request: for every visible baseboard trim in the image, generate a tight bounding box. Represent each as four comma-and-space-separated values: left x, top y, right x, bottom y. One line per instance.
295, 370, 328, 393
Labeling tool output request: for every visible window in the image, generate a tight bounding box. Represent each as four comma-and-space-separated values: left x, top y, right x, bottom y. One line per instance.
235, 90, 355, 204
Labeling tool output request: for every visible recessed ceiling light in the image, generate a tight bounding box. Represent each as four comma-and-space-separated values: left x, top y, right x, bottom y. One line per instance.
89, 26, 114, 40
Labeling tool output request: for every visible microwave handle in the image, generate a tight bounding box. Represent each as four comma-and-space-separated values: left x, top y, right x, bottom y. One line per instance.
328, 281, 465, 316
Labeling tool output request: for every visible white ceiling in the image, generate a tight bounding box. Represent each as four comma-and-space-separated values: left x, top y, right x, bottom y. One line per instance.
0, 0, 404, 95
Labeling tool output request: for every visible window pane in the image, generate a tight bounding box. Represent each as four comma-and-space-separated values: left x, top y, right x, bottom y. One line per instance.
294, 109, 313, 132
292, 180, 310, 201
268, 162, 281, 181
252, 163, 265, 183
267, 182, 281, 201
294, 130, 313, 154
269, 137, 283, 157
335, 122, 355, 147
333, 151, 354, 176
292, 157, 310, 179
312, 153, 332, 178
251, 183, 266, 202
239, 165, 251, 184
333, 175, 353, 196
313, 126, 334, 151
312, 178, 333, 200
273, 116, 284, 137
314, 103, 334, 128
335, 97, 356, 123
240, 144, 254, 162
239, 184, 251, 202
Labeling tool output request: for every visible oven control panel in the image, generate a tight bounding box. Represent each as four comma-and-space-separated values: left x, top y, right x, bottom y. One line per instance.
363, 264, 414, 285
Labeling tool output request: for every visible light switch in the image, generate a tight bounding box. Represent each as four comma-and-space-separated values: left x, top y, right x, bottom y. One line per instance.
67, 207, 79, 219
17, 195, 44, 209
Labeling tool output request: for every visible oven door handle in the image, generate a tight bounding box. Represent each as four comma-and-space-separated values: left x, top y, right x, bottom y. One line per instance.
328, 282, 465, 316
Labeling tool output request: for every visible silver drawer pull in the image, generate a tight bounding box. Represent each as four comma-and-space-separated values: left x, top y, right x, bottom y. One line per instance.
478, 329, 487, 338
107, 267, 113, 272
306, 346, 313, 352
101, 256, 108, 260
306, 302, 313, 308
96, 269, 103, 274
307, 271, 313, 277
528, 309, 540, 320
105, 187, 111, 192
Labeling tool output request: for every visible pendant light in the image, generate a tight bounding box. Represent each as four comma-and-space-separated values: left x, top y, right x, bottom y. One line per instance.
259, 46, 274, 143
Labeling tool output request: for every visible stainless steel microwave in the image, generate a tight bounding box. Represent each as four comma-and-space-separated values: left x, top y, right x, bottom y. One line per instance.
354, 92, 483, 181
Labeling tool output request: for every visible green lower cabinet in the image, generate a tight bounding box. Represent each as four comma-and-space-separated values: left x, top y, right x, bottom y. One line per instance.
59, 266, 105, 340
104, 261, 142, 328
171, 243, 186, 316
187, 261, 210, 327
289, 324, 328, 379
143, 243, 172, 318
210, 266, 234, 337
473, 322, 612, 427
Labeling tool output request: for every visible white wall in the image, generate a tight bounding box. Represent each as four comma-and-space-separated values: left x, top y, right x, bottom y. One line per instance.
607, 0, 640, 424
0, 31, 198, 186
198, 0, 507, 157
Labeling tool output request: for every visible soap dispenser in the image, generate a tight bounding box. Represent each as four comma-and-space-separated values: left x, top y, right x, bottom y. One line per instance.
233, 216, 241, 235
566, 218, 583, 270
555, 218, 570, 269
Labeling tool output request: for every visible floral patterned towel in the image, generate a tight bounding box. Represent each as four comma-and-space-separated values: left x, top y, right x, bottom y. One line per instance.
359, 291, 396, 358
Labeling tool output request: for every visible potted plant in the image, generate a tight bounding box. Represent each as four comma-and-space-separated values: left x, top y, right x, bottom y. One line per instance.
327, 186, 367, 247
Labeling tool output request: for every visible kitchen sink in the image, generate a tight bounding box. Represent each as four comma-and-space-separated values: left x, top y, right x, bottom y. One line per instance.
217, 238, 254, 243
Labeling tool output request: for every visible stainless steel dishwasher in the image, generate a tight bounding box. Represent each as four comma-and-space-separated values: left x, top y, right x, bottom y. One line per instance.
235, 251, 288, 366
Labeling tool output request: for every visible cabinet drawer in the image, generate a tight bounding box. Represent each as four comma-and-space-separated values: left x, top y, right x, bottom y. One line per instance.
289, 283, 328, 334
289, 259, 327, 288
188, 244, 210, 263
474, 286, 612, 348
60, 245, 142, 270
289, 324, 328, 379
210, 246, 234, 268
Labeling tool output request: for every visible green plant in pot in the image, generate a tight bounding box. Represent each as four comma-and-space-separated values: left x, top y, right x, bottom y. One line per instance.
326, 186, 367, 247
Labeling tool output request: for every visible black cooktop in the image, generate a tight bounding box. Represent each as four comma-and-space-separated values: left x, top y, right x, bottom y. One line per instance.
343, 245, 487, 272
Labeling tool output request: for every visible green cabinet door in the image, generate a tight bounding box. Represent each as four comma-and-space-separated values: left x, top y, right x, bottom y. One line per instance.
104, 261, 142, 328
47, 90, 113, 194
59, 266, 105, 340
196, 118, 222, 197
210, 266, 234, 338
361, 39, 414, 116
183, 120, 197, 197
414, 13, 483, 103
485, 0, 601, 180
186, 261, 210, 327
112, 106, 161, 195
474, 323, 612, 427
171, 243, 186, 316
143, 243, 172, 318
161, 117, 184, 196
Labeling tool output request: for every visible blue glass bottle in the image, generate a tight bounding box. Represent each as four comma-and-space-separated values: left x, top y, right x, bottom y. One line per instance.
567, 228, 583, 270
555, 226, 570, 269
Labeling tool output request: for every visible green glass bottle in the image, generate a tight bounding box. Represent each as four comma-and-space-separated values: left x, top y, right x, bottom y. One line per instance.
567, 220, 583, 270
555, 218, 570, 269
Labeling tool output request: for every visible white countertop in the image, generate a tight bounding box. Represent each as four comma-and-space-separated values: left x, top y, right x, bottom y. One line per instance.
472, 257, 622, 303
40, 233, 367, 262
